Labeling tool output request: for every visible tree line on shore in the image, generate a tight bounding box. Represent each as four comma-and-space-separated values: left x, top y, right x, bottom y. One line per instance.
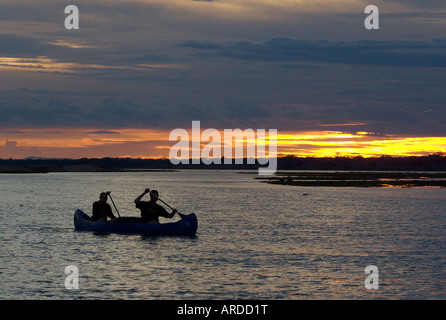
1, 154, 445, 173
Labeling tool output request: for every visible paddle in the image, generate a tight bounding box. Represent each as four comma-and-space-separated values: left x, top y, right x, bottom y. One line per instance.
107, 192, 121, 218
148, 190, 187, 219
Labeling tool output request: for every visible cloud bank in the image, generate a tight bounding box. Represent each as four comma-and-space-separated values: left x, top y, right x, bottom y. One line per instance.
1, 0, 445, 160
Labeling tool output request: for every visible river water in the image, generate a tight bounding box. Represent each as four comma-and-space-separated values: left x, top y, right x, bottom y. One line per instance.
0, 170, 445, 299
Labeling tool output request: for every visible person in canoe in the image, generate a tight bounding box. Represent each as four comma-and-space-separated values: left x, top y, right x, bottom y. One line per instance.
134, 188, 177, 224
92, 191, 117, 222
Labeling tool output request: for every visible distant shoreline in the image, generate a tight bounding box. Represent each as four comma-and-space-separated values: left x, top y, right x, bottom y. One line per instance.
1, 154, 446, 173
256, 171, 446, 188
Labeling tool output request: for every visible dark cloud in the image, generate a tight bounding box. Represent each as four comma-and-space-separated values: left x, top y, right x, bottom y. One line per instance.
2, 86, 445, 136
0, 33, 52, 55
180, 37, 446, 67
87, 130, 120, 134
180, 40, 224, 50
1, 1, 446, 141
384, 0, 446, 9
4, 139, 18, 148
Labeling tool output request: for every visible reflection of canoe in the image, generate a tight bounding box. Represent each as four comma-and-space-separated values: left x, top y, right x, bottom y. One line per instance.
74, 209, 198, 236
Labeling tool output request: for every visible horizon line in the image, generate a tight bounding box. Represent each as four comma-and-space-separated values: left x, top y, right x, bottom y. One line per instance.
1, 153, 445, 161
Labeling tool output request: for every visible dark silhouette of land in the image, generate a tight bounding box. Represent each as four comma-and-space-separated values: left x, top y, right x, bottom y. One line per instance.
1, 154, 445, 173
256, 171, 446, 187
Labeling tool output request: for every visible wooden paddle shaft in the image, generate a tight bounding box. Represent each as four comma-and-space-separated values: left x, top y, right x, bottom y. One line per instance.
108, 193, 121, 217
149, 191, 186, 218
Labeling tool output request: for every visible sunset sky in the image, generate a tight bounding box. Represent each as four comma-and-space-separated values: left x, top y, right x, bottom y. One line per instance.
1, 0, 446, 159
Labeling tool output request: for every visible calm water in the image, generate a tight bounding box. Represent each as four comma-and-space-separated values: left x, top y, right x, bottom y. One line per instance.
0, 170, 445, 300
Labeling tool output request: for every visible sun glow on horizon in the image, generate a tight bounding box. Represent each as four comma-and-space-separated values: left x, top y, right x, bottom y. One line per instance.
276, 131, 446, 157
1, 128, 446, 159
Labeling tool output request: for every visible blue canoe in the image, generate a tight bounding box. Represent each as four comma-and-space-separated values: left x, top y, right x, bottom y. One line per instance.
74, 209, 198, 236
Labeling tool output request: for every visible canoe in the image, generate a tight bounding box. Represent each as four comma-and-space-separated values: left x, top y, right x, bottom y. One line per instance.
74, 209, 198, 236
